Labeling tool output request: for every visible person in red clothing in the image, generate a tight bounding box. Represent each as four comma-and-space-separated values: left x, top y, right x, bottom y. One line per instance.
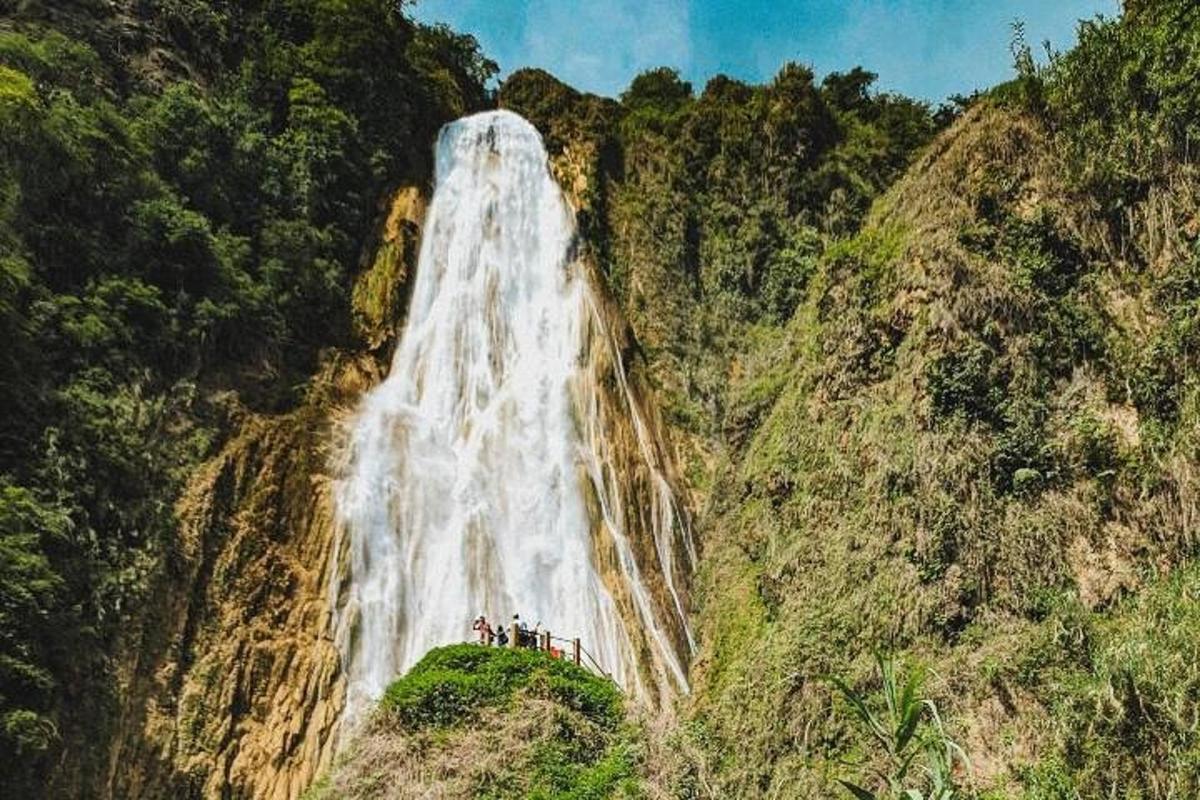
472, 615, 492, 645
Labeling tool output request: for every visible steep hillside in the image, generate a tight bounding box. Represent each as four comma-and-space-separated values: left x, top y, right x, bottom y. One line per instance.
682, 5, 1200, 797
507, 3, 1200, 797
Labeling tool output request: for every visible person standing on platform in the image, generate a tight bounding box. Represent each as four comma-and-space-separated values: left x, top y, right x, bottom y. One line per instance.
472, 615, 491, 645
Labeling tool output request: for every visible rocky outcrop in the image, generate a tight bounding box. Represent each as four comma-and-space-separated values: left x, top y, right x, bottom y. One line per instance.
306, 645, 639, 800
351, 188, 427, 354
107, 358, 372, 800
575, 257, 697, 703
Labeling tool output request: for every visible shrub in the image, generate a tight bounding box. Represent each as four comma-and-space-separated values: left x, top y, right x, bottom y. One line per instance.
380, 645, 624, 731
927, 341, 1003, 425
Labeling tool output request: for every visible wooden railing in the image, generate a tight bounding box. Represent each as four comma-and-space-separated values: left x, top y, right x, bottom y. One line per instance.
505, 624, 612, 681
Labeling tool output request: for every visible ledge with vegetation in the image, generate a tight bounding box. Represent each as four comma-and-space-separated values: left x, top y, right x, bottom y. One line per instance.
305, 645, 642, 800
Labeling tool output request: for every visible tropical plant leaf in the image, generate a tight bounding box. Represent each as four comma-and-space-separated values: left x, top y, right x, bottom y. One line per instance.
895, 742, 924, 782
837, 657, 968, 800
895, 686, 923, 752
879, 653, 899, 725
837, 778, 880, 800
832, 675, 890, 748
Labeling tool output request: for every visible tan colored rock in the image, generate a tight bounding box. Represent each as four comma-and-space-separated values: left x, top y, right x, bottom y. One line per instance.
107, 389, 348, 799
352, 187, 427, 352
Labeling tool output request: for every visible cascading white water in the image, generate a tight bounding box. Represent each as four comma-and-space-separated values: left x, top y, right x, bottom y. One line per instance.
330, 110, 691, 726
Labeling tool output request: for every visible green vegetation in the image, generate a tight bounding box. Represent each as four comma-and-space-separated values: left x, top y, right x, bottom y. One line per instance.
501, 61, 939, 470
0, 1, 493, 795
833, 655, 968, 800
647, 3, 1200, 797
4, 0, 1200, 797
1044, 3, 1200, 214
381, 644, 624, 730
309, 645, 640, 800
988, 565, 1200, 798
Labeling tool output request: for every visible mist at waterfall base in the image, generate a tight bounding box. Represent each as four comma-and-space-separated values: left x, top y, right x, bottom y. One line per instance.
329, 110, 692, 726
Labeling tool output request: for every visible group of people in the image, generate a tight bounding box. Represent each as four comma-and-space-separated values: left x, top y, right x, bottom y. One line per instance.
471, 613, 540, 649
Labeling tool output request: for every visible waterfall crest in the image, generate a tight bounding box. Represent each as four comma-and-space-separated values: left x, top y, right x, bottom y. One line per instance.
330, 110, 692, 726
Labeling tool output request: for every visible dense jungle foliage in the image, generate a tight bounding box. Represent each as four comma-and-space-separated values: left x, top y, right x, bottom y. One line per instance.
0, 1, 492, 794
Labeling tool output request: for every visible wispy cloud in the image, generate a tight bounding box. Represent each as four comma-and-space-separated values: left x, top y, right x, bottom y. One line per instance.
520, 0, 691, 96
412, 0, 1116, 102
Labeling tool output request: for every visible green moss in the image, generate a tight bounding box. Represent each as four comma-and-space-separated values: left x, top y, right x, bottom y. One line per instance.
0, 65, 35, 115
381, 644, 624, 731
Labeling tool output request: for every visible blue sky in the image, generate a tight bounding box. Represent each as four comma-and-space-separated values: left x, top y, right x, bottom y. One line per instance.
410, 0, 1119, 103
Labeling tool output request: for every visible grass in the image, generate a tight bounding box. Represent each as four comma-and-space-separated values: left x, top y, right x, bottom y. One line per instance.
677, 100, 1200, 799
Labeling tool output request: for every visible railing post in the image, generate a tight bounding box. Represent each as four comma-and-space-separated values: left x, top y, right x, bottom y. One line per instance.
510, 623, 519, 649
540, 631, 550, 652
572, 638, 581, 666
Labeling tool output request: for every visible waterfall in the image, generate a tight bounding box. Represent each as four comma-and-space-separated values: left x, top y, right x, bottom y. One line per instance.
329, 110, 692, 727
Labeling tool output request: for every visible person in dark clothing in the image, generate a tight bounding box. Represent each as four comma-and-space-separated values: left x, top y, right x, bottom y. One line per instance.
495, 626, 508, 647
514, 613, 531, 647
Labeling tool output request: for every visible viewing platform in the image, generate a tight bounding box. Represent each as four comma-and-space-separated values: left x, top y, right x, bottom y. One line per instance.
497, 623, 613, 682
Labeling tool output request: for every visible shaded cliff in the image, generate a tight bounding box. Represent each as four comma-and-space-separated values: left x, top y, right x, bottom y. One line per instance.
105, 186, 425, 799
111, 376, 353, 800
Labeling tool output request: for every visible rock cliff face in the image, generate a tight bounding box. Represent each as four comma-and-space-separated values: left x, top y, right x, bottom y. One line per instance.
107, 188, 425, 799
573, 254, 697, 702
111, 394, 348, 800
547, 120, 698, 704
351, 188, 427, 355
